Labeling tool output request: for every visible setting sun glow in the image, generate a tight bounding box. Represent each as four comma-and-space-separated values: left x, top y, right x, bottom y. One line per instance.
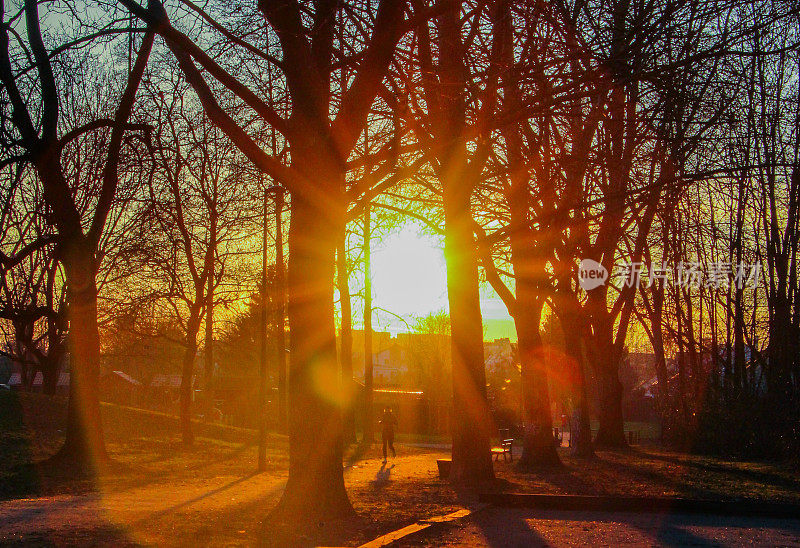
370, 224, 448, 327
365, 223, 515, 339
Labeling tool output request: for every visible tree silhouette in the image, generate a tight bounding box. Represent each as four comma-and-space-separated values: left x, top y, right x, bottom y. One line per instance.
0, 1, 155, 466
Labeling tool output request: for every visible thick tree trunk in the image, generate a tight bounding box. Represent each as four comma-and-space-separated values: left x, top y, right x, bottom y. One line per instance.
768, 293, 792, 396
55, 243, 108, 468
32, 27, 153, 471
561, 312, 594, 457
586, 287, 627, 449
593, 339, 627, 448
443, 184, 494, 483
271, 184, 353, 521
41, 359, 60, 396
337, 227, 356, 444
495, 0, 559, 469
180, 309, 201, 446
515, 293, 560, 468
506, 138, 560, 467
652, 317, 671, 424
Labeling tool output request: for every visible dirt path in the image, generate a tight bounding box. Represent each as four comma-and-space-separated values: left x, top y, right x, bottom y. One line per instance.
0, 447, 454, 546
0, 471, 286, 545
4, 433, 799, 547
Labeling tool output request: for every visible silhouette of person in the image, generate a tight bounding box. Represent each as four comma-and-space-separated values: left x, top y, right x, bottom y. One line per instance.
380, 407, 397, 461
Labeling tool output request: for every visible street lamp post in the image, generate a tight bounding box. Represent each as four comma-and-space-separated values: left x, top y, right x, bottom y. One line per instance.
273, 186, 287, 432
258, 184, 286, 472
258, 186, 270, 471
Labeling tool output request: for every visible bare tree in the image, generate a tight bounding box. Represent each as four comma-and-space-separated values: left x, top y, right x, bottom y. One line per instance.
143, 76, 247, 445
0, 180, 64, 394
120, 0, 410, 519
390, 0, 511, 483
0, 1, 154, 465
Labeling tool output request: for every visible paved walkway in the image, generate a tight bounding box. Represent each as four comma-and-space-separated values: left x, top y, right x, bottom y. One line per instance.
395, 507, 800, 547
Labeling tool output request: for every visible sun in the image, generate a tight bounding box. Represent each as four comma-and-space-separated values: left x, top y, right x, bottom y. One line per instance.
365, 222, 517, 339
370, 223, 449, 330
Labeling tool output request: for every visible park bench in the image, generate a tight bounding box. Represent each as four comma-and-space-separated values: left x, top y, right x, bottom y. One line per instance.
491, 437, 514, 462
553, 427, 563, 447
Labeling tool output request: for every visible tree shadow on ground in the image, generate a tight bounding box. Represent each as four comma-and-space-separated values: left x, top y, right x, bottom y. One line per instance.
590, 454, 724, 499
465, 507, 550, 547
131, 472, 261, 526
632, 448, 800, 493
591, 450, 800, 501
490, 458, 599, 495
0, 525, 141, 547
530, 508, 800, 546
393, 506, 550, 548
343, 439, 373, 470
2, 437, 265, 502
397, 507, 800, 547
490, 448, 785, 501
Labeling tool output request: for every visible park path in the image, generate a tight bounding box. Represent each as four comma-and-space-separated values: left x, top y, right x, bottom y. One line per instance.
0, 448, 452, 546
4, 445, 800, 547
393, 506, 800, 547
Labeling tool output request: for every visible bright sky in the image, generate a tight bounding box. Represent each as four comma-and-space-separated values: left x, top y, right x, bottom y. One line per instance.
365, 223, 517, 340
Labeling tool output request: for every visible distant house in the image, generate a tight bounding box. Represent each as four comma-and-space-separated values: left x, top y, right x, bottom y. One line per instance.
351, 330, 411, 387
718, 344, 767, 394
349, 332, 524, 390
147, 373, 195, 409
7, 371, 70, 395
149, 373, 185, 390
100, 370, 142, 406
6, 372, 20, 389
0, 355, 11, 384
372, 344, 408, 386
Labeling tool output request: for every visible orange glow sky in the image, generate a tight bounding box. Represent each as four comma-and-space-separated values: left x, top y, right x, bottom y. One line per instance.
367, 223, 517, 340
